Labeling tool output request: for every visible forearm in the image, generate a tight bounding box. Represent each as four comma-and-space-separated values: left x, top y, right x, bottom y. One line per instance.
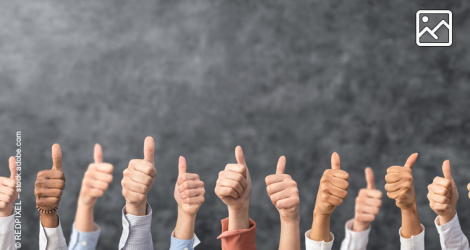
74, 197, 95, 232
228, 203, 250, 230
279, 217, 300, 250
310, 211, 331, 242
174, 208, 196, 240
40, 212, 59, 228
401, 206, 422, 238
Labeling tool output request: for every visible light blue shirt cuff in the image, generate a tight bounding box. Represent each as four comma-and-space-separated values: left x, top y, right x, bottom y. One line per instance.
170, 230, 201, 250
69, 223, 101, 250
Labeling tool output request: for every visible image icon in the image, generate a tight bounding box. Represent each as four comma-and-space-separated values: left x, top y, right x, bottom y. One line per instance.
416, 10, 452, 46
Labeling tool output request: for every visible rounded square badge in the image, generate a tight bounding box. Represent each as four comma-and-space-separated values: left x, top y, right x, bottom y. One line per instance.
416, 10, 452, 46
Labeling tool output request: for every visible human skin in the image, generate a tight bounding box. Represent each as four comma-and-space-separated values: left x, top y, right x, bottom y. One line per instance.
35, 144, 66, 228
265, 156, 300, 250
214, 146, 252, 230
121, 136, 156, 216
74, 144, 114, 232
310, 152, 349, 242
0, 157, 19, 217
353, 167, 383, 232
174, 156, 205, 240
428, 160, 458, 226
384, 153, 422, 238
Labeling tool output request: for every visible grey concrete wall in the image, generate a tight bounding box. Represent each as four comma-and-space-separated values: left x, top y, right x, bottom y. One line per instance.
0, 0, 469, 249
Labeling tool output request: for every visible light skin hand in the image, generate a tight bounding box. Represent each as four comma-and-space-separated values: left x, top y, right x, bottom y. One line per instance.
174, 156, 205, 240
428, 160, 458, 226
75, 144, 114, 232
385, 153, 421, 238
353, 167, 383, 232
0, 157, 19, 217
265, 156, 300, 250
35, 144, 66, 228
122, 136, 156, 216
310, 152, 349, 242
214, 146, 252, 230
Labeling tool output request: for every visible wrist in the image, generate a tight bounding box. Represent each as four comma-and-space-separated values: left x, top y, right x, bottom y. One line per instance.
78, 196, 95, 210
0, 207, 13, 217
40, 211, 59, 228
313, 209, 331, 219
125, 200, 147, 216
438, 210, 456, 225
352, 219, 370, 232
177, 206, 197, 221
280, 214, 300, 225
228, 202, 250, 230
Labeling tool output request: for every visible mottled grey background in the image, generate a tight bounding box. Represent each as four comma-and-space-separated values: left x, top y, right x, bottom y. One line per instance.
0, 0, 469, 249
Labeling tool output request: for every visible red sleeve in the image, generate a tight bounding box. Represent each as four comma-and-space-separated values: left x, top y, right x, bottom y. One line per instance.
217, 217, 256, 250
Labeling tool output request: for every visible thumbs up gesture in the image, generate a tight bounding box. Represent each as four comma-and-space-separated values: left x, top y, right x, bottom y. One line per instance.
314, 153, 350, 216
428, 160, 458, 225
385, 153, 418, 210
122, 136, 157, 215
35, 144, 66, 212
215, 146, 252, 212
174, 156, 205, 216
0, 157, 19, 217
265, 156, 300, 223
352, 167, 382, 231
78, 144, 114, 206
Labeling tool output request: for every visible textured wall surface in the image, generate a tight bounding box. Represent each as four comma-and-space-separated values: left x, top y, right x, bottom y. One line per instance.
0, 0, 469, 249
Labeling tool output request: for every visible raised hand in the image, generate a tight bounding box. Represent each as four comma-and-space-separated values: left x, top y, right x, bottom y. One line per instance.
265, 156, 300, 223
122, 136, 156, 215
215, 146, 252, 211
428, 160, 458, 225
215, 146, 252, 230
0, 157, 19, 217
314, 152, 349, 216
353, 167, 382, 232
385, 153, 418, 210
79, 144, 114, 206
174, 156, 205, 216
35, 144, 65, 211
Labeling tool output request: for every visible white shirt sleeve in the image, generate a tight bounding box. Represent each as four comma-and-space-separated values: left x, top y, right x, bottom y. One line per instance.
340, 219, 370, 250
39, 216, 68, 250
399, 224, 425, 250
305, 229, 334, 250
0, 214, 15, 250
435, 213, 470, 250
119, 203, 153, 250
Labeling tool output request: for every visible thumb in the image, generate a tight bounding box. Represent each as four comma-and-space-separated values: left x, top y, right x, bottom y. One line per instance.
94, 143, 103, 163
442, 160, 452, 180
51, 143, 63, 171
365, 167, 375, 189
143, 136, 155, 165
235, 146, 247, 167
178, 156, 187, 176
9, 156, 17, 180
404, 153, 418, 169
331, 152, 340, 170
276, 156, 286, 174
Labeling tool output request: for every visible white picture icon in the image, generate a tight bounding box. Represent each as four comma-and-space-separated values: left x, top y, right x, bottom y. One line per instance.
416, 10, 452, 46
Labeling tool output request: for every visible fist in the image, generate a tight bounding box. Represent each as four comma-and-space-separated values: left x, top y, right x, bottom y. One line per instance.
385, 153, 418, 210
79, 144, 114, 206
35, 144, 65, 211
353, 167, 382, 231
174, 156, 205, 216
428, 160, 458, 225
0, 157, 19, 217
314, 153, 349, 216
215, 146, 252, 211
122, 137, 156, 209
265, 156, 300, 222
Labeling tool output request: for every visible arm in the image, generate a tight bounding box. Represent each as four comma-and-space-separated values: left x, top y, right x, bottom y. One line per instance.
119, 136, 156, 250
215, 146, 256, 250
0, 156, 18, 250
309, 152, 349, 243
265, 156, 300, 250
36, 144, 67, 250
171, 156, 204, 249
384, 153, 424, 250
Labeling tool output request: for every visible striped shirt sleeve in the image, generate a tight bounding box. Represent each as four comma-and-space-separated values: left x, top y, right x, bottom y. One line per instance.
119, 203, 153, 250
